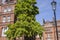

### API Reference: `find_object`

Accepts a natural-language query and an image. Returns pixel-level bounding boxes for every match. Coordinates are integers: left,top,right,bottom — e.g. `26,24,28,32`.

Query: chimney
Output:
43,19,45,25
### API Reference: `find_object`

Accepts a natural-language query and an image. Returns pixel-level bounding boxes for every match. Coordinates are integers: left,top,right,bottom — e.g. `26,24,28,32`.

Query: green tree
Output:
5,0,44,40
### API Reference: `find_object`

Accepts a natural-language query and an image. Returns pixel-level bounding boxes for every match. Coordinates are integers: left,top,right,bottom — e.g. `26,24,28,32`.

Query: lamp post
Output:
51,0,58,40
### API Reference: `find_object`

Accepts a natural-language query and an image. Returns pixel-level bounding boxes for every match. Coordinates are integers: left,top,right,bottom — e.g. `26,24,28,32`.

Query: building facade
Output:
0,0,16,40
43,20,60,40
0,0,41,40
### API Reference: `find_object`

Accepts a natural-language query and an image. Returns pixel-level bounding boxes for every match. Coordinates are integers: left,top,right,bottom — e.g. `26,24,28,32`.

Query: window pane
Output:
7,16,10,22
2,16,6,22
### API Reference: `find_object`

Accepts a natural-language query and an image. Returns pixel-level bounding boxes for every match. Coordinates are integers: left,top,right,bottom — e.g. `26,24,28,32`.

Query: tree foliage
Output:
5,0,44,40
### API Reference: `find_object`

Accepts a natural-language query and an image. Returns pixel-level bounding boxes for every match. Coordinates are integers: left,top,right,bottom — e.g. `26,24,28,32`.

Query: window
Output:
7,8,12,12
2,0,8,4
36,35,40,38
7,16,10,22
47,34,51,38
2,16,6,22
47,39,51,40
3,7,12,12
46,34,52,40
4,9,7,12
2,0,14,4
58,31,60,37
45,28,52,32
2,27,8,36
2,0,6,4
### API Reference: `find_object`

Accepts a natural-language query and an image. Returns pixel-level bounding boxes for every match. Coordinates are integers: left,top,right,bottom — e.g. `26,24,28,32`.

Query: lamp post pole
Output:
54,8,58,40
51,0,58,40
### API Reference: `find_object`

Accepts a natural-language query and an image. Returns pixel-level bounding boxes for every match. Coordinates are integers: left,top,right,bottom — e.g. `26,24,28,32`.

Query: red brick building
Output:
0,0,41,40
0,0,16,40
43,20,60,40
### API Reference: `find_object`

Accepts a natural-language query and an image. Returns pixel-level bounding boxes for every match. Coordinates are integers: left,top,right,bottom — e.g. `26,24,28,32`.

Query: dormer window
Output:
2,0,6,4
2,0,9,4
2,0,14,4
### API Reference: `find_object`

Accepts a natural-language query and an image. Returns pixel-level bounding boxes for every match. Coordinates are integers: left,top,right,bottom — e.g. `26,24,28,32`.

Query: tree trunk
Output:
14,38,16,40
24,35,35,40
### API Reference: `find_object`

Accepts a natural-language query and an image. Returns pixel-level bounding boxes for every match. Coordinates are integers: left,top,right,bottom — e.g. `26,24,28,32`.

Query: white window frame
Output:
47,34,51,40
2,27,8,37
2,16,6,22
4,9,7,13
3,7,12,13
7,16,10,22
47,34,51,38
7,7,12,12
2,0,6,4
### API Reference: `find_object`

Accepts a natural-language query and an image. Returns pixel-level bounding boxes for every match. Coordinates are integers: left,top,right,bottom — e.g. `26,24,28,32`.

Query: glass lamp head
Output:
51,1,56,11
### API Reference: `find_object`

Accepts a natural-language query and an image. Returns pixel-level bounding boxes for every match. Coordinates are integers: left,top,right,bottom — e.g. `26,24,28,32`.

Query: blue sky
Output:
36,0,60,25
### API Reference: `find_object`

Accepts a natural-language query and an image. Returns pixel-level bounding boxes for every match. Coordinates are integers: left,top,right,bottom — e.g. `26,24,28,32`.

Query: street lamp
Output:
51,0,58,40
51,0,56,11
